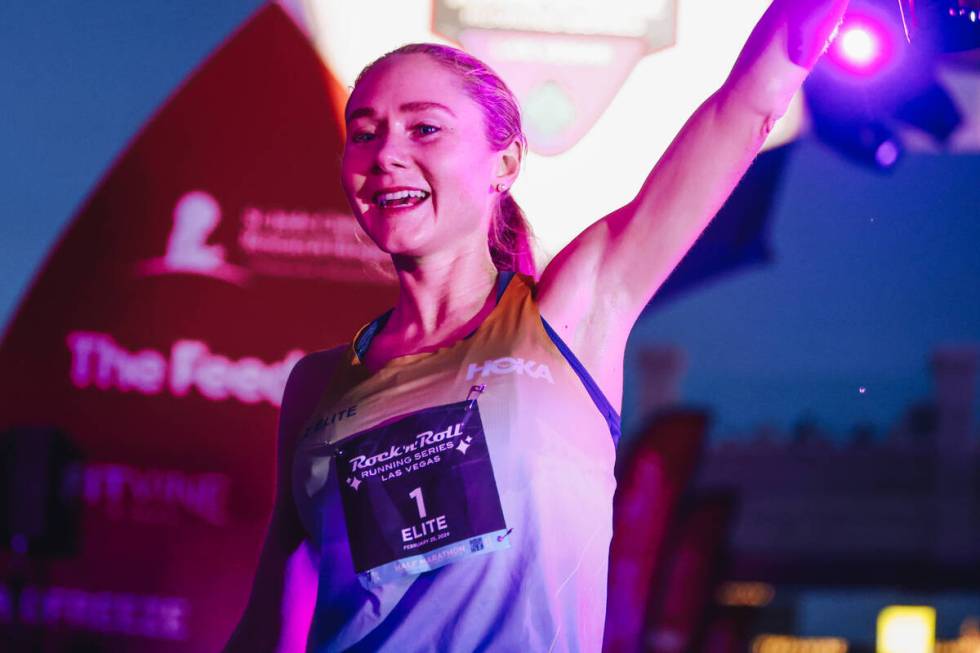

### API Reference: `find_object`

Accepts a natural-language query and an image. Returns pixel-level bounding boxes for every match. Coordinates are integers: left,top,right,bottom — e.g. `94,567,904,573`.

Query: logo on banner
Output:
137,191,394,284
433,0,678,155
138,191,250,285
237,205,394,282
66,331,303,407
1,583,189,640
79,463,231,526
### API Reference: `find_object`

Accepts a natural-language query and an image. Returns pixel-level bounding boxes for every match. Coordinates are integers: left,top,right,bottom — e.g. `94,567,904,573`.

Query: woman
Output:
226,1,849,650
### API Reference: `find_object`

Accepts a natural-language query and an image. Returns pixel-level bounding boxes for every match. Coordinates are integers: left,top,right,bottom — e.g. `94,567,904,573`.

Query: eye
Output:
413,123,440,137
351,131,376,144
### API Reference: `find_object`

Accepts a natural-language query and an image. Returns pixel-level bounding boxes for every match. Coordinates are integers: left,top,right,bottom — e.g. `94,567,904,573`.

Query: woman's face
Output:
342,54,511,262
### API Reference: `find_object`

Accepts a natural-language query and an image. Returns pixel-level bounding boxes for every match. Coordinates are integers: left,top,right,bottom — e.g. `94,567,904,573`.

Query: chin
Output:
359,213,435,253
368,229,430,260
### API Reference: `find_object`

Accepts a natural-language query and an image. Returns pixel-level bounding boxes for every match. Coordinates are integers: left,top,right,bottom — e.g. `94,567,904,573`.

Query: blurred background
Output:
1,0,978,651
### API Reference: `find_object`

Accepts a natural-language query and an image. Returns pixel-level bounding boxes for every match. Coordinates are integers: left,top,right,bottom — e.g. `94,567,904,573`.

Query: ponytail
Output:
490,191,536,278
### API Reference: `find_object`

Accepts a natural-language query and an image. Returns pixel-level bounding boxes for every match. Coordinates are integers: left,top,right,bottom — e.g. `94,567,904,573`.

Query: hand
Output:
785,0,850,69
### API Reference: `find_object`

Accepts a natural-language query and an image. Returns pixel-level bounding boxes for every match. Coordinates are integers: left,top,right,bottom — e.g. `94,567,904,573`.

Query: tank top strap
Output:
506,273,621,446
353,272,517,362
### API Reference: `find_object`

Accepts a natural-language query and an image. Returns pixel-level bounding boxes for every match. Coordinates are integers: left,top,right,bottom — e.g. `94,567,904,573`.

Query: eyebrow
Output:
346,101,456,124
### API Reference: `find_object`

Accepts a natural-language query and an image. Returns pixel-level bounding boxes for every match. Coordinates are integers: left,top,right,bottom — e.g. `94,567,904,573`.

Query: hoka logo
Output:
465,357,554,384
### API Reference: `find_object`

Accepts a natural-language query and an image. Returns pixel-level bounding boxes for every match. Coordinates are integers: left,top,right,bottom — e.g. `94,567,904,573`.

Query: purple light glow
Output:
875,140,900,168
828,15,897,77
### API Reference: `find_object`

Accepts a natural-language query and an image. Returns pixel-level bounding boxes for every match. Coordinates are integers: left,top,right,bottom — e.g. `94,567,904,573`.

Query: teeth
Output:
375,189,429,207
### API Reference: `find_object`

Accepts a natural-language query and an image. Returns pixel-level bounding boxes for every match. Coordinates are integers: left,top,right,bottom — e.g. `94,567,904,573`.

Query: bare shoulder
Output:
286,346,346,393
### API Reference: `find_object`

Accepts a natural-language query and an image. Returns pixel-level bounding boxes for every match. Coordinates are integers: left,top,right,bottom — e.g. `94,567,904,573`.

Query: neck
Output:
387,244,499,343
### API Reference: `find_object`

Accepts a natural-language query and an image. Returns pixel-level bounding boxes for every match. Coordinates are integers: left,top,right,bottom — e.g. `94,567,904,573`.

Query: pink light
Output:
828,14,898,77
840,28,879,66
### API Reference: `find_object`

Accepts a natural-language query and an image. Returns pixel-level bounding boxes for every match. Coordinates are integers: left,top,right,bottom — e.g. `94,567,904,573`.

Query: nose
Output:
372,133,409,174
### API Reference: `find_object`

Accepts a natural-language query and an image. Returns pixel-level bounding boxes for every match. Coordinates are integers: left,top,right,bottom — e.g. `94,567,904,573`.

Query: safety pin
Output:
466,384,485,410
311,441,339,457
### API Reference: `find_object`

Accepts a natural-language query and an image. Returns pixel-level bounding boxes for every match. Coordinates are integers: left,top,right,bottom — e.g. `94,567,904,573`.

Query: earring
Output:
495,183,508,192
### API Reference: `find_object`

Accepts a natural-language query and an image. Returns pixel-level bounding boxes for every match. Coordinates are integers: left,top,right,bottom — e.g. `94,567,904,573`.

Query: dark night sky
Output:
2,1,978,441
624,139,980,438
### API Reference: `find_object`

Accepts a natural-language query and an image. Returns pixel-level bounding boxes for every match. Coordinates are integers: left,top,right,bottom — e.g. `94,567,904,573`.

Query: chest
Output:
310,337,568,449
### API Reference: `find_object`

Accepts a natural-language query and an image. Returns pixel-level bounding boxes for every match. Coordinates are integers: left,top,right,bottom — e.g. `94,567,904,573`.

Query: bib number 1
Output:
409,487,427,518
333,399,510,587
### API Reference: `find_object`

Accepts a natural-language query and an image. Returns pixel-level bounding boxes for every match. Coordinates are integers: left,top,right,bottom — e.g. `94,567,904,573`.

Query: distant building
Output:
636,345,980,584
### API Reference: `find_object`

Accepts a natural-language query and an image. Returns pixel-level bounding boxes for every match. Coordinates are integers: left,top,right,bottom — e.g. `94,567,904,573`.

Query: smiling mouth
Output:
373,189,431,209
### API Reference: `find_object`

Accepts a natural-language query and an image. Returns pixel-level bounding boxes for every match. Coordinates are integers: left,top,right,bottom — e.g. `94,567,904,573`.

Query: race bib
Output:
333,393,510,587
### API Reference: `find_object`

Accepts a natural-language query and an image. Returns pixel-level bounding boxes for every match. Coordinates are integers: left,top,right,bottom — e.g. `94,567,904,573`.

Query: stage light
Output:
830,21,894,76
752,634,849,653
877,606,936,653
829,18,897,76
875,137,901,166
801,2,968,168
899,0,980,51
841,27,879,64
716,581,775,607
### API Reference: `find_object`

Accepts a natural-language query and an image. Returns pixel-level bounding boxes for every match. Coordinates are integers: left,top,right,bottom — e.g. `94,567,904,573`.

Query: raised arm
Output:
223,349,341,653
536,0,850,400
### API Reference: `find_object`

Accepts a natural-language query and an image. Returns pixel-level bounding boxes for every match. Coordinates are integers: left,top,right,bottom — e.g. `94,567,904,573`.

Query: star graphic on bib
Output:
347,477,361,491
456,436,473,455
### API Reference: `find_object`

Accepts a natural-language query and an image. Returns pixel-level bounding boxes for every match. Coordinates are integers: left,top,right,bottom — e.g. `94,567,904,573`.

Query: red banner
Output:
0,5,396,651
643,493,736,653
604,410,708,653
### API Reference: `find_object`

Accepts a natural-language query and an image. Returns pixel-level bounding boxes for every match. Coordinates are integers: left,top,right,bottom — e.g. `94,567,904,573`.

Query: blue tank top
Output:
293,273,619,651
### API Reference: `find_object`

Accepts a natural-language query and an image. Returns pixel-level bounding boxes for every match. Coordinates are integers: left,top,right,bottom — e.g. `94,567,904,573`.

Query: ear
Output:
493,139,522,188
